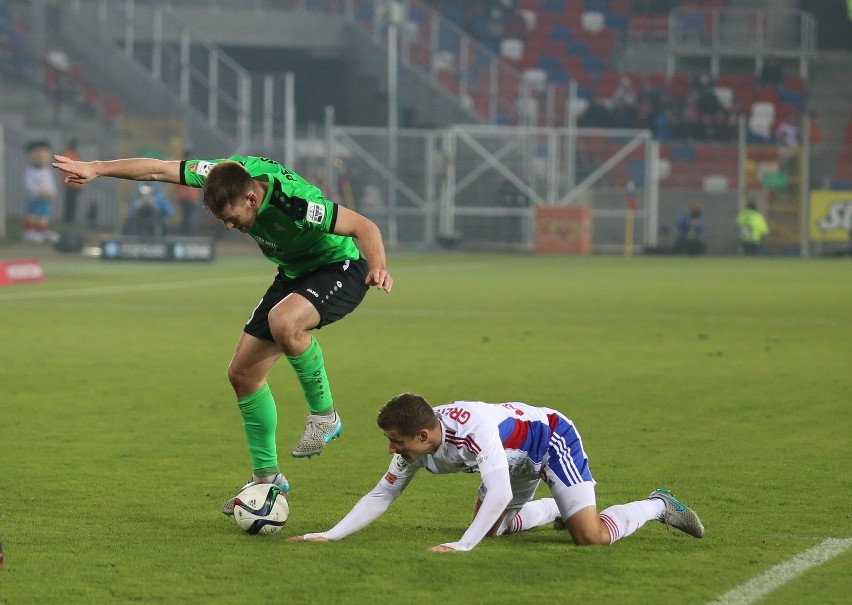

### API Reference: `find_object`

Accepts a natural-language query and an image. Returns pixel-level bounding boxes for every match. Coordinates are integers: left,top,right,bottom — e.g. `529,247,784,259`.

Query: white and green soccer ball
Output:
232,483,289,535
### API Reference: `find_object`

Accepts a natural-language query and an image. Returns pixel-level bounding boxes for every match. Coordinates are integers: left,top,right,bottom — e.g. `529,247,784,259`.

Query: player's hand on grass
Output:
287,534,330,542
366,269,393,293
428,544,460,553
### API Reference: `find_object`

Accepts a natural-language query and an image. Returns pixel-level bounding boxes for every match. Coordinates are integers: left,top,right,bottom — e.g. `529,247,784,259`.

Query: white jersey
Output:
380,401,557,493
311,400,593,551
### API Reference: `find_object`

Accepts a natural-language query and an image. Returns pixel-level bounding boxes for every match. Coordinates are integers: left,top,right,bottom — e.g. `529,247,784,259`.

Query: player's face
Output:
383,428,430,462
215,194,257,232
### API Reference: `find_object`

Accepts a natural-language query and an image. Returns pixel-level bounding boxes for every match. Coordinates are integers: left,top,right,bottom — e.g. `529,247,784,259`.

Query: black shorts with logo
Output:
244,257,369,342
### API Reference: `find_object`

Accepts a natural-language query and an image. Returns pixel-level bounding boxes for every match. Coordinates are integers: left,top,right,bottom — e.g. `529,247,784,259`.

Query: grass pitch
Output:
0,246,850,604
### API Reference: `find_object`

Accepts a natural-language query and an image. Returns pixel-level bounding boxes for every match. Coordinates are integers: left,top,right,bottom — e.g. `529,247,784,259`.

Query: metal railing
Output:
69,0,252,148
667,7,816,76
161,0,566,127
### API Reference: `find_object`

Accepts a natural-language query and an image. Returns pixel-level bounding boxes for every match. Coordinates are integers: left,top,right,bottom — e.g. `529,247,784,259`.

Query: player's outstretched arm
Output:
430,468,512,553
52,155,183,186
332,206,393,292
288,480,400,543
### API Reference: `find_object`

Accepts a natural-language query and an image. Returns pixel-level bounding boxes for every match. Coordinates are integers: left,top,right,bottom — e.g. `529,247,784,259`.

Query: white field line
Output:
0,275,269,301
709,538,852,605
0,262,491,303
0,272,843,327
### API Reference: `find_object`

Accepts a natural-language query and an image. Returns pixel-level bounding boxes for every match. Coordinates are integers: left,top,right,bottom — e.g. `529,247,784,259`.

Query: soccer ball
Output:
232,483,290,535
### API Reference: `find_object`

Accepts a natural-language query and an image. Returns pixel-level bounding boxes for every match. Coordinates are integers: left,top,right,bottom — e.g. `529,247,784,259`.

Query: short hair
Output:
377,393,439,437
202,161,254,214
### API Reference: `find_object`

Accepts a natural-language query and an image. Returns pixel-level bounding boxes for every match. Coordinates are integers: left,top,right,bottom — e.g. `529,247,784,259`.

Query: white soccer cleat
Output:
649,488,705,538
222,472,289,517
291,411,342,458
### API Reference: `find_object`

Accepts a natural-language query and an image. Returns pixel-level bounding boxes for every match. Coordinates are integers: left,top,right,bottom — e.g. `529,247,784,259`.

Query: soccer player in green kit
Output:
52,153,393,514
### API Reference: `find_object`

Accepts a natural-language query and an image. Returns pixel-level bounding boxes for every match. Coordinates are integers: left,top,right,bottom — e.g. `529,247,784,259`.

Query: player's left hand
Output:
365,269,393,292
427,544,459,553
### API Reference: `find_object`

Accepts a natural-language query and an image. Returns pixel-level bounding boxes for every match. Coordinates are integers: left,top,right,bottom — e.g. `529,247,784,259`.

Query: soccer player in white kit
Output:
290,393,704,551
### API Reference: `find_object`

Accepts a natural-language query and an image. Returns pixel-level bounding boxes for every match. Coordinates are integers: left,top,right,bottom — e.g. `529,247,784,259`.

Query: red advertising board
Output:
534,205,592,255
0,258,47,285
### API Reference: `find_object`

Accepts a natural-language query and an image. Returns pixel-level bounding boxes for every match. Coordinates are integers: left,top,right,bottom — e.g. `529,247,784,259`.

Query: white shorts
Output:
546,472,597,520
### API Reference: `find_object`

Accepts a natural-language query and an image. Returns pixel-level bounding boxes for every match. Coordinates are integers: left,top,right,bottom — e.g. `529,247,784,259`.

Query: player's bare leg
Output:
222,333,288,515
561,506,612,545
268,293,342,458
553,483,704,544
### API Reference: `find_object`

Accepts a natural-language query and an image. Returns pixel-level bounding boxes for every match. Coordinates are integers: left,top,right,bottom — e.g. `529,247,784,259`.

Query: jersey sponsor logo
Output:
392,454,408,471
384,472,398,485
475,453,489,466
306,201,325,224
188,161,215,176
250,234,284,256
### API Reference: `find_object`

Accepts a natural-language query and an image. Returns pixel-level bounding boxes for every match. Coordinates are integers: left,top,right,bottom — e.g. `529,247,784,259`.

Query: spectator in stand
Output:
23,140,59,244
579,94,613,128
693,71,715,90
672,202,706,255
696,85,728,140
59,138,82,225
758,56,785,90
677,90,703,140
775,113,800,147
611,77,639,129
653,109,675,141
612,76,638,108
174,149,202,235
775,113,800,174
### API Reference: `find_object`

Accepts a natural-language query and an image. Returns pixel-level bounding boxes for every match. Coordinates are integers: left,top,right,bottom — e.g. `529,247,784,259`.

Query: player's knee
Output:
227,361,256,393
267,311,301,344
567,523,610,546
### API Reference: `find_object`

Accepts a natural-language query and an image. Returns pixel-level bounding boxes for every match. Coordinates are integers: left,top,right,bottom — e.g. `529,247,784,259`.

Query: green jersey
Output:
180,155,360,278
735,209,769,243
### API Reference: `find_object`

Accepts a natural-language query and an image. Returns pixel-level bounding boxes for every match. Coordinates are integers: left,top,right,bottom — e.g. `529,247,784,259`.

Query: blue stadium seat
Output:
778,89,804,110
671,143,696,162
568,41,589,58
586,0,610,14
550,26,572,42
606,13,629,33
583,57,607,74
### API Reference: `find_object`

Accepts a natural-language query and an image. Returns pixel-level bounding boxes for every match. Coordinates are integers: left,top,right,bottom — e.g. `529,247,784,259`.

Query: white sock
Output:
252,472,284,484
598,498,665,544
496,498,560,535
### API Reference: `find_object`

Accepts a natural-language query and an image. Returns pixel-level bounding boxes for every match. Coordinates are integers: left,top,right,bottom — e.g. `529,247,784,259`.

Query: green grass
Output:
1,247,850,604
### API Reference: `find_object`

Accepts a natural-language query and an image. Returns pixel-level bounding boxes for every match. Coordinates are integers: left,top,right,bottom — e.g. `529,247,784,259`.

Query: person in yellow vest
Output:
735,201,769,256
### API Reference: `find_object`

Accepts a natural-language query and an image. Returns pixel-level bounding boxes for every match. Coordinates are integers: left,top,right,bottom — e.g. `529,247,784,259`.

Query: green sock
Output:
237,383,279,476
287,335,333,415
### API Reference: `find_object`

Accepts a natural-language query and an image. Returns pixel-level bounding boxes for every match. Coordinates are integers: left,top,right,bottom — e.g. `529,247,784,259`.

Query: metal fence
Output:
330,124,659,253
